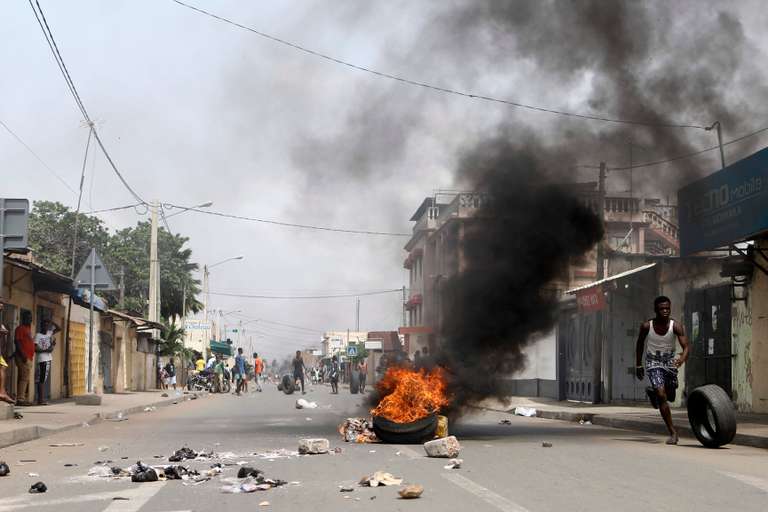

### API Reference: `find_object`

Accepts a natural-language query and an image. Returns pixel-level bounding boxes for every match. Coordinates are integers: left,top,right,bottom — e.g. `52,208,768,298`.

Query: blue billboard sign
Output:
678,146,768,256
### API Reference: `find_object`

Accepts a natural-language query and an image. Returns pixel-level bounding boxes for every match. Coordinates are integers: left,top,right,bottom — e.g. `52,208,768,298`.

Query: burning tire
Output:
372,413,438,444
281,374,295,395
687,384,737,448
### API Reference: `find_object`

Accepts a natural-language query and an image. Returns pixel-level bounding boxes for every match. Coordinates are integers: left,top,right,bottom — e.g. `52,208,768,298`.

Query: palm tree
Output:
159,319,192,360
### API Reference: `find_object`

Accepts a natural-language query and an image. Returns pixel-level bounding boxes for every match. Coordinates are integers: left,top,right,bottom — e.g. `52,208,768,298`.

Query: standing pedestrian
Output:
635,296,690,445
292,350,307,395
164,358,177,391
329,355,340,394
234,348,246,396
34,319,59,405
253,352,263,392
14,311,34,406
0,302,15,404
358,358,368,393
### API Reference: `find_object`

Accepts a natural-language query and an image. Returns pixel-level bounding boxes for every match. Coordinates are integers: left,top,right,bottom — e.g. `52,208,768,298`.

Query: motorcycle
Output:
187,372,215,392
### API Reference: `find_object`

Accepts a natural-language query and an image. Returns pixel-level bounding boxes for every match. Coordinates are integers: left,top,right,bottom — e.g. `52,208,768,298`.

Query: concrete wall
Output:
732,299,753,411
749,237,768,413
513,330,556,381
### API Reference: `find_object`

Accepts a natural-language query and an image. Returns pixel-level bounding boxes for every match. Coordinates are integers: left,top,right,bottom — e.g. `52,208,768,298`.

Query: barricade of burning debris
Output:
339,366,451,445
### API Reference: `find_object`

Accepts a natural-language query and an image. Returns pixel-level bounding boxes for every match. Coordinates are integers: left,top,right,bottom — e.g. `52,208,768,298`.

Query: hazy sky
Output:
4,1,768,361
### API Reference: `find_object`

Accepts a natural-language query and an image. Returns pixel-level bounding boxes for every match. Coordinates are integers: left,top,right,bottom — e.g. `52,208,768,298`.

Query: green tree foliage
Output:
27,201,202,319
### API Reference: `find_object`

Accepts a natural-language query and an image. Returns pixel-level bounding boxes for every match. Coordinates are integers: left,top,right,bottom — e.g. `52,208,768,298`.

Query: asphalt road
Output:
1,383,767,512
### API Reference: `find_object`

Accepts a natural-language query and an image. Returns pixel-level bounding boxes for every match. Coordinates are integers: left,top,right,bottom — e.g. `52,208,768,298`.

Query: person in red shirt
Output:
14,311,34,406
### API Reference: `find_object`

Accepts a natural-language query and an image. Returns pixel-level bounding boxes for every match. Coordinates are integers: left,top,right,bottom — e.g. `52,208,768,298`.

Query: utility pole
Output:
402,286,407,326
356,297,360,332
118,266,125,310
594,162,607,404
148,200,161,338
596,162,607,281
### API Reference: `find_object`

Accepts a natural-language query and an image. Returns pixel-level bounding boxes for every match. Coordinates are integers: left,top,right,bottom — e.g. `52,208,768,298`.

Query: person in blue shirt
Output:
234,348,246,396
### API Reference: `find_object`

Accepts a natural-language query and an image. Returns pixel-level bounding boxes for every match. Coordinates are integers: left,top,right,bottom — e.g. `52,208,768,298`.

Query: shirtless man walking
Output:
635,296,689,445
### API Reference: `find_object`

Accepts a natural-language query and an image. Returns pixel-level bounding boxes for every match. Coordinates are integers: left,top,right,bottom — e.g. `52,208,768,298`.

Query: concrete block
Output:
0,403,13,420
298,438,330,454
424,435,461,458
74,394,102,406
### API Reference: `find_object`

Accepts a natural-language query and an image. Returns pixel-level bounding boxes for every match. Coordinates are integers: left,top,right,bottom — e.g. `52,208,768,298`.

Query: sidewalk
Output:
482,396,768,450
0,390,200,449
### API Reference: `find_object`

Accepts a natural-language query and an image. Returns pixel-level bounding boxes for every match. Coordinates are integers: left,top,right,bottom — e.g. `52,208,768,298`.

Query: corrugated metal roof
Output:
565,263,657,294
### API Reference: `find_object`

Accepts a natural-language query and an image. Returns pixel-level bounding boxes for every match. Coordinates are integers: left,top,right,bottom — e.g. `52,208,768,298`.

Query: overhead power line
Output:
162,202,410,237
82,203,147,215
171,0,707,130
28,0,146,205
208,288,403,300
0,118,77,194
228,314,323,333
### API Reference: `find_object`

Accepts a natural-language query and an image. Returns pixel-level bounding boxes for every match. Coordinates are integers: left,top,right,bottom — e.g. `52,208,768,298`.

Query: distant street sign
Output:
679,147,768,256
75,249,115,289
0,198,29,250
346,345,358,357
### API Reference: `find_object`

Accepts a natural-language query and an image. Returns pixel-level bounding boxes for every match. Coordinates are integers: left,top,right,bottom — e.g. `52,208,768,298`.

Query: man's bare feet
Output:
666,432,679,445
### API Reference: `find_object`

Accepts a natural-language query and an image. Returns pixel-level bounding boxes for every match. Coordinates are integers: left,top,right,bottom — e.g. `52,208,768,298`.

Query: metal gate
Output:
69,321,86,396
558,306,598,402
685,285,732,398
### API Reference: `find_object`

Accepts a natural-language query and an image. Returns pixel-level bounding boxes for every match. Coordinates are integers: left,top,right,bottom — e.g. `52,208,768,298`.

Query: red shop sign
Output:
575,284,606,312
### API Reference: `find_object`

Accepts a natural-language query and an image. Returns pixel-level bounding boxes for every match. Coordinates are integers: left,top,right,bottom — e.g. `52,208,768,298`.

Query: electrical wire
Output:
28,0,147,205
81,203,144,215
171,0,707,130
162,202,410,236
207,288,402,300
228,314,323,334
0,118,77,194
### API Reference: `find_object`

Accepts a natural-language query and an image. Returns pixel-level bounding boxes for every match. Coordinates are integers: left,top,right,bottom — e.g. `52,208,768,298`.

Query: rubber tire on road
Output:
687,384,737,448
281,375,295,395
372,414,438,444
350,372,360,395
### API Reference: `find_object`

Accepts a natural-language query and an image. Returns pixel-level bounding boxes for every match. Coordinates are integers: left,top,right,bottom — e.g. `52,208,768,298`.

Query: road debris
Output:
221,474,287,493
238,467,264,478
542,442,553,448
144,406,156,412
338,417,378,443
295,398,318,409
579,419,593,425
14,411,23,419
299,438,330,454
0,462,9,476
443,458,462,469
163,465,192,480
259,501,270,507
169,447,198,462
498,419,512,425
88,465,114,478
64,463,78,467
50,442,84,447
399,484,424,499
359,471,403,487
27,472,39,477
29,481,47,493
98,446,110,452
161,393,169,397
424,436,461,458
513,407,537,417
340,486,354,492
131,461,159,483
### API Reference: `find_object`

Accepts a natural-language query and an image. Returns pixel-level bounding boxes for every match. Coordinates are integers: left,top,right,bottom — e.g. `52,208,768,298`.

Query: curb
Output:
0,393,202,449
485,406,768,450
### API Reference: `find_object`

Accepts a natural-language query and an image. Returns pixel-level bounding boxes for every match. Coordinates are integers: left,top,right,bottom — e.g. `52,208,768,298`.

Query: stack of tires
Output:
687,384,737,448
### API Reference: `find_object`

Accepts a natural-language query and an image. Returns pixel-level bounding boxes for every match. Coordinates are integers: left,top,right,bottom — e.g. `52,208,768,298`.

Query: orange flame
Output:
371,367,449,423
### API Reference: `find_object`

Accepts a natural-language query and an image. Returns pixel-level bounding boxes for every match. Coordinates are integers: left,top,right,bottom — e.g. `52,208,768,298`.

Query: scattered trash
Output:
295,398,318,409
338,417,378,443
238,467,264,478
513,407,537,417
131,461,159,483
579,419,593,425
0,462,9,476
82,422,90,428
88,465,114,478
399,484,424,499
161,393,169,397
50,443,85,447
333,447,343,454
98,446,110,452
298,438,330,455
542,442,553,448
443,458,462,470
28,472,39,477
368,450,376,454
498,419,512,425
305,417,312,421
359,471,403,487
29,481,48,493
19,459,37,463
424,436,461,458
259,502,270,507
143,406,156,412
221,475,287,494
169,447,197,462
64,463,78,467
435,415,449,438
254,449,299,461
340,486,354,493
14,411,23,419
112,497,130,501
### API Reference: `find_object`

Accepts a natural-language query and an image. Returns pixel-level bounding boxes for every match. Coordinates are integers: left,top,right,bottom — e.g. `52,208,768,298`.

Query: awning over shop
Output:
210,340,233,356
4,255,74,294
565,263,657,294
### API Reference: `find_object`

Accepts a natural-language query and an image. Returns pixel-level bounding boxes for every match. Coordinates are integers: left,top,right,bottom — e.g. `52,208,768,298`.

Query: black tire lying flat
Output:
372,414,438,444
687,384,737,448
281,375,295,395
